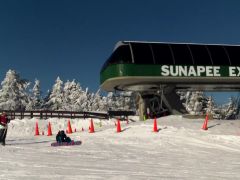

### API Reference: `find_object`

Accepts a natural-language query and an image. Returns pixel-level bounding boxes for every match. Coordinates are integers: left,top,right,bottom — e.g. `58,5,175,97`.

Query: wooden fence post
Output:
21,111,23,119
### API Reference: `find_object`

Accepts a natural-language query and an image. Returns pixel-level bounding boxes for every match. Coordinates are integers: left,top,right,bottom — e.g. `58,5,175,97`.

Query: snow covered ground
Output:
1,115,240,180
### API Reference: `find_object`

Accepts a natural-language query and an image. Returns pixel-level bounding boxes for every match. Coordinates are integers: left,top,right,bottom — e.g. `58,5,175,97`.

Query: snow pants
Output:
0,127,7,143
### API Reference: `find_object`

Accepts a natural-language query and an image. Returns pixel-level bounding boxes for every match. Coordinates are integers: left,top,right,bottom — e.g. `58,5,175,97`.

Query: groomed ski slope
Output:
0,115,240,180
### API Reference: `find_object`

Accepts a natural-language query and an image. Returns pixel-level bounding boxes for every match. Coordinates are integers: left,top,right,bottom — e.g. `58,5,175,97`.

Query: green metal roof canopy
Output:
100,41,240,92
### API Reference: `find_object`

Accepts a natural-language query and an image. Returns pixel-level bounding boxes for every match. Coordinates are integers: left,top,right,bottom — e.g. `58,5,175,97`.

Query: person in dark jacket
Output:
0,112,10,146
56,130,71,143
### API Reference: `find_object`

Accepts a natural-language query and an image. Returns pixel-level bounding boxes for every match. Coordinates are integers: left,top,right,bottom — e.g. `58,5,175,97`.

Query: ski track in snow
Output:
0,116,239,180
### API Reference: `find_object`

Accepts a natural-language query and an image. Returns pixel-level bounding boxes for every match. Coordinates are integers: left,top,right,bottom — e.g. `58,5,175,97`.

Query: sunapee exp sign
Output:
161,65,240,77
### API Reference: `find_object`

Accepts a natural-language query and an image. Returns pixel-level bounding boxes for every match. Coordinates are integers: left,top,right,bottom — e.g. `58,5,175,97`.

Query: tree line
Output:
0,70,136,112
178,91,240,119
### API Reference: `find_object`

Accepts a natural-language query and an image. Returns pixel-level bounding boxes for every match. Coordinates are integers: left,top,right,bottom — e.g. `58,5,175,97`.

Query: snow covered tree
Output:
88,89,101,111
105,91,136,111
205,96,215,115
93,89,108,112
75,87,89,111
115,92,125,110
105,92,115,111
100,96,108,111
62,80,89,111
26,79,43,110
0,70,30,110
180,91,206,115
44,77,64,110
224,97,238,119
121,91,136,111
0,70,137,112
70,81,86,111
62,80,73,111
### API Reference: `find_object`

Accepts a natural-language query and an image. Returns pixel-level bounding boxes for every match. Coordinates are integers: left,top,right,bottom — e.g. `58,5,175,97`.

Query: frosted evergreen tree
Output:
76,87,89,111
224,97,237,119
62,80,88,111
180,91,191,109
121,91,136,111
92,89,108,111
0,70,30,110
45,77,63,110
88,89,101,111
42,90,51,110
181,91,206,115
84,89,108,112
107,91,125,110
100,96,108,111
106,92,115,110
62,80,72,111
26,79,43,110
116,92,125,110
106,91,135,111
205,96,215,115
106,92,120,110
70,81,85,111
177,90,189,101
85,92,94,111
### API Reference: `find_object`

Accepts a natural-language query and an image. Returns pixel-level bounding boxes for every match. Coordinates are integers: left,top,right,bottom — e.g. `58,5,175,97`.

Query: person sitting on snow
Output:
56,130,71,143
0,112,10,146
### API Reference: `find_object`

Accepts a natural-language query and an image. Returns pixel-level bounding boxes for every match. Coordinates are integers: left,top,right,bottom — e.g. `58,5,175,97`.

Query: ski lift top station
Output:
100,41,240,118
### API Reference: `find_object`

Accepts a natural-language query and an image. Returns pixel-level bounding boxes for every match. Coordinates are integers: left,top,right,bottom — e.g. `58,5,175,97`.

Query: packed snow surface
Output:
1,115,240,180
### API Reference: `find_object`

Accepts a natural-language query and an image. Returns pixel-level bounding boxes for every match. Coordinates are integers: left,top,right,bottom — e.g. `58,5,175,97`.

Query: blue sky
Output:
1,0,240,104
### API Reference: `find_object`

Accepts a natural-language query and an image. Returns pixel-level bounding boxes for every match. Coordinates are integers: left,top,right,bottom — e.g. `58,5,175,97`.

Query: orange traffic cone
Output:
202,114,209,130
67,120,73,134
47,122,52,136
116,119,122,133
89,119,95,133
153,117,158,132
35,121,40,136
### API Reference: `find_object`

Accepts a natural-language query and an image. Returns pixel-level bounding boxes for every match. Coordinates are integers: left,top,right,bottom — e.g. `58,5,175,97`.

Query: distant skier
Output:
0,112,10,146
56,130,71,143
